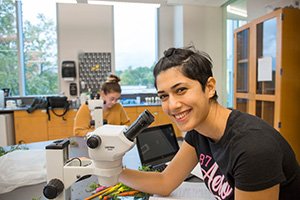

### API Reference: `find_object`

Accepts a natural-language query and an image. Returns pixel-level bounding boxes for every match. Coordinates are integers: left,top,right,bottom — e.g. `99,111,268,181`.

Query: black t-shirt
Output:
185,109,300,200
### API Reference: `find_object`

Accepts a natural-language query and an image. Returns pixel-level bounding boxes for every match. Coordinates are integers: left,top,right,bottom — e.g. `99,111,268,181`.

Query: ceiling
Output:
85,0,230,7
166,0,229,7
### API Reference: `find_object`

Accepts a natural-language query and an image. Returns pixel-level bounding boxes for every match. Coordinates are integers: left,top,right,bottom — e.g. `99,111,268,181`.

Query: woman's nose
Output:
112,99,117,104
167,95,181,111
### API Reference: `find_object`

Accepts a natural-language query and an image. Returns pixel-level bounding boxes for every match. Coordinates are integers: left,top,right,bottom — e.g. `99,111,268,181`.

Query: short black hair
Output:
153,46,218,101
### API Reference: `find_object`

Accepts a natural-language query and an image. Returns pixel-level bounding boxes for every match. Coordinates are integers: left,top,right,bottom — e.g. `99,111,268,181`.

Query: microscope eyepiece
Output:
124,109,154,141
87,135,102,149
43,178,64,199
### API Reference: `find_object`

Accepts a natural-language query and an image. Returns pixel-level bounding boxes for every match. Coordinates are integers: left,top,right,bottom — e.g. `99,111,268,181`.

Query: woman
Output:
74,74,130,136
119,47,300,199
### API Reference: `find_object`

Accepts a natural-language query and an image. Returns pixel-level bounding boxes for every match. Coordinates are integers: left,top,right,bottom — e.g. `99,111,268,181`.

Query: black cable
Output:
65,157,82,166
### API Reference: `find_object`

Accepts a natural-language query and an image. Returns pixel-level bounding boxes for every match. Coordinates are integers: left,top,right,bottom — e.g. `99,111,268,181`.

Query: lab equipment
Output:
43,109,154,200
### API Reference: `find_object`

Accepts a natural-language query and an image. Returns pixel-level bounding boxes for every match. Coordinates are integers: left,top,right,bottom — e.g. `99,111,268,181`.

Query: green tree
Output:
23,13,58,95
116,65,155,88
0,0,19,95
0,0,58,96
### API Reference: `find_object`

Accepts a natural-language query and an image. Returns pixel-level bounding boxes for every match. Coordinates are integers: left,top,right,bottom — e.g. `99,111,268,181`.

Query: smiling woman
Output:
119,46,300,200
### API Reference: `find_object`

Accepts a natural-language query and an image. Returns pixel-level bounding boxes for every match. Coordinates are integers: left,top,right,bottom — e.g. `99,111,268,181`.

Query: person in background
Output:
74,74,130,137
119,46,300,199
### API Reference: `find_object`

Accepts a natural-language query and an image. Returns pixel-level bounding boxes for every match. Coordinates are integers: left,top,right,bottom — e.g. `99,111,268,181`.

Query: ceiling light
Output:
227,5,247,17
88,0,116,5
56,0,77,3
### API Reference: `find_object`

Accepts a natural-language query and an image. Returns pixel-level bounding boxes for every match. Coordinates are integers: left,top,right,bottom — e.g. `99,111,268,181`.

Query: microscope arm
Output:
43,109,154,200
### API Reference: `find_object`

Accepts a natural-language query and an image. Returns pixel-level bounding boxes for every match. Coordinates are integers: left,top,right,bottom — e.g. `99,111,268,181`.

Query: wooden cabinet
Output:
124,106,138,125
125,105,183,137
15,105,183,144
47,109,77,140
14,109,48,144
14,109,77,144
233,8,300,161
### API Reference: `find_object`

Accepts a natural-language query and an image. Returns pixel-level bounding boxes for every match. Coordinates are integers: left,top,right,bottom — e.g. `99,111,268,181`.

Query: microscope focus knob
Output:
43,178,64,199
87,135,101,149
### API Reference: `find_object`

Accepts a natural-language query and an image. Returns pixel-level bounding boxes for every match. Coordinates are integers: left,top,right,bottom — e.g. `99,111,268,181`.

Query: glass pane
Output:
226,19,247,108
236,98,248,113
0,0,19,96
114,3,157,94
236,29,249,93
256,100,274,126
22,0,58,95
256,18,277,95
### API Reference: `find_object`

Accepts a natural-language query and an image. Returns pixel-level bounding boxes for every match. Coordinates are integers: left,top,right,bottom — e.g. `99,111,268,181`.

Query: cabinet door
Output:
236,98,249,113
48,109,77,140
124,106,138,125
14,110,48,143
256,18,277,95
236,28,250,93
255,100,274,127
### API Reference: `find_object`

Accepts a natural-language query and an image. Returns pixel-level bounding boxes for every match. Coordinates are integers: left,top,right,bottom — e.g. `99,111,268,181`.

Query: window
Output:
225,0,247,108
22,0,58,95
0,0,19,95
0,0,58,96
226,19,246,108
114,2,158,94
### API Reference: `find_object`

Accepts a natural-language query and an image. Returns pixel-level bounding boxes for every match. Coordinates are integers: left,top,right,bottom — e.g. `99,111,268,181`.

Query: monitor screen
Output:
136,124,179,165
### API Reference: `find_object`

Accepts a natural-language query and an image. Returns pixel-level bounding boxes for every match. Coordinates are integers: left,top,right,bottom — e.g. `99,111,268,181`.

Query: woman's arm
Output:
73,104,94,136
119,141,198,196
235,184,279,200
119,104,130,125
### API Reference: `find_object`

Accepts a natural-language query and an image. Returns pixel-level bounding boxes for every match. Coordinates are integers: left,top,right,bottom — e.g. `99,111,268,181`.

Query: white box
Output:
0,114,15,146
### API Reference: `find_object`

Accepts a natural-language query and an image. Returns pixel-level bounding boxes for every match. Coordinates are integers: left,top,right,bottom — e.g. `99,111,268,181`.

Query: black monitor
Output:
136,124,180,166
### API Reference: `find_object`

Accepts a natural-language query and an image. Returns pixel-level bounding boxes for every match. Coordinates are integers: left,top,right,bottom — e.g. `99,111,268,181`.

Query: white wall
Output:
157,4,176,57
57,3,114,99
181,6,225,105
247,0,298,21
57,3,225,105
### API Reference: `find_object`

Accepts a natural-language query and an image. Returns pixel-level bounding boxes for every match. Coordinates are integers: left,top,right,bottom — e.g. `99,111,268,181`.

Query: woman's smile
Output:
173,109,191,122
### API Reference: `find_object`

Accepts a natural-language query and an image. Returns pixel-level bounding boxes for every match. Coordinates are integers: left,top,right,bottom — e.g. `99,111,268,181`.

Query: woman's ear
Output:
100,91,105,97
205,77,216,98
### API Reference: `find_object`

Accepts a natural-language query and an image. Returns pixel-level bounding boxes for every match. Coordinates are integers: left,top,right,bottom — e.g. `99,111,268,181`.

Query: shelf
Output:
237,59,249,64
233,8,300,161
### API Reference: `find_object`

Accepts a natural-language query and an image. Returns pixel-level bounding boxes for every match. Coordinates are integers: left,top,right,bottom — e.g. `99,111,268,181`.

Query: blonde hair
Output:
101,74,121,94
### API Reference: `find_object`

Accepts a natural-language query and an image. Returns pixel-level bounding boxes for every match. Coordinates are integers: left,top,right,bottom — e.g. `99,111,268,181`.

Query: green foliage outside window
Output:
0,0,58,96
0,0,19,95
1,0,155,96
23,13,58,95
116,65,155,88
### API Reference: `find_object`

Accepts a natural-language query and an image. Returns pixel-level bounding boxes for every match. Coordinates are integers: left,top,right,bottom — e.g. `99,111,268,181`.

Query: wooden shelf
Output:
233,8,300,161
237,59,249,64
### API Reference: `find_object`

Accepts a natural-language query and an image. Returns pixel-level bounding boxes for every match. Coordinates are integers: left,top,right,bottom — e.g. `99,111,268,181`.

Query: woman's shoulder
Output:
228,109,269,130
110,102,124,111
114,102,123,108
78,103,89,111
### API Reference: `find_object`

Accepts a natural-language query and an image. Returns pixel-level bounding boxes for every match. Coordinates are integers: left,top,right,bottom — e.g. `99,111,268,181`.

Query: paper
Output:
258,57,272,82
149,182,215,200
191,164,203,179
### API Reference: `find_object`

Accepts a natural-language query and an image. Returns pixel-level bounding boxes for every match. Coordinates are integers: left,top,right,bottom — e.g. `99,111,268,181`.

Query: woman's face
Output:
156,67,215,132
101,91,121,109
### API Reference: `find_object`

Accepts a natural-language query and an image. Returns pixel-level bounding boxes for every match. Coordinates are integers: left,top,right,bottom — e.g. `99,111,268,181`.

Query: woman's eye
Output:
158,94,168,101
176,87,187,94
